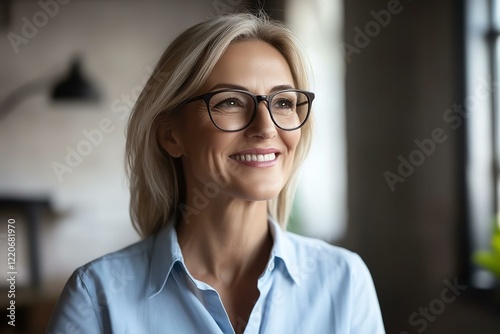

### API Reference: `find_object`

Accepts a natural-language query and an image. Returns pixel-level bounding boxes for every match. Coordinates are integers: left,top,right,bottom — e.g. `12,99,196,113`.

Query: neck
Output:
176,199,272,285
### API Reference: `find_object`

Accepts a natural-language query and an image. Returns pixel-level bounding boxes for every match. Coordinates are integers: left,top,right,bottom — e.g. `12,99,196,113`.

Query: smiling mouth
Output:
230,153,277,162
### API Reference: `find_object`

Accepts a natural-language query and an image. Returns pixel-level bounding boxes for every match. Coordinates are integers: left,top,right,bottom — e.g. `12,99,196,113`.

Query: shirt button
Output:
268,261,275,271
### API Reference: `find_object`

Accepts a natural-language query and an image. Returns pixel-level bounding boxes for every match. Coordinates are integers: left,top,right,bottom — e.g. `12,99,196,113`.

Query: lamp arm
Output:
0,76,53,121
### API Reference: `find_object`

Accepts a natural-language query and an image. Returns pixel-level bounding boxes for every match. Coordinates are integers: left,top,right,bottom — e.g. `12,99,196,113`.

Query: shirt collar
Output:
267,215,301,285
147,215,300,298
148,215,183,298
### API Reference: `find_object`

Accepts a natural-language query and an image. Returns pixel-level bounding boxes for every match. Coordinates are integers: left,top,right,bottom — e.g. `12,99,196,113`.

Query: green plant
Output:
473,219,500,278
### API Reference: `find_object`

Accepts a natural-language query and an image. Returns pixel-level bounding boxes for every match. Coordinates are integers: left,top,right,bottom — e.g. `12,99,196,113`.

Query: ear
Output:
157,126,184,158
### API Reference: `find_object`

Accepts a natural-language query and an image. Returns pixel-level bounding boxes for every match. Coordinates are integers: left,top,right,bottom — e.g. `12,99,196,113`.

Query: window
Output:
464,0,500,289
285,0,347,241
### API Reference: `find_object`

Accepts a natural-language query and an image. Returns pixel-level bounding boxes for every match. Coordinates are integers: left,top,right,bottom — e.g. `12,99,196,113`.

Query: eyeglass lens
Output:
208,91,309,131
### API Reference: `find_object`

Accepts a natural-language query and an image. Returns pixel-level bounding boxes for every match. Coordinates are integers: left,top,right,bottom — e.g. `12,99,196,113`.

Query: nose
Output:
245,101,277,139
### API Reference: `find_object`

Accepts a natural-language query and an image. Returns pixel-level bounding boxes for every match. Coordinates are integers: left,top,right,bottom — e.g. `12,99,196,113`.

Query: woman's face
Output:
163,40,301,202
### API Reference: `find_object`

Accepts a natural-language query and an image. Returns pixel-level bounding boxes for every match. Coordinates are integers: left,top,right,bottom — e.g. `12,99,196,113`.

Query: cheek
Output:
181,128,237,177
284,130,301,156
180,109,220,156
181,106,213,132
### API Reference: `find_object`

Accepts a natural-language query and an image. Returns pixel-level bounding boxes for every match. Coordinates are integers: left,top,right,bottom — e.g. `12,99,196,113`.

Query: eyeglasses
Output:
175,89,315,132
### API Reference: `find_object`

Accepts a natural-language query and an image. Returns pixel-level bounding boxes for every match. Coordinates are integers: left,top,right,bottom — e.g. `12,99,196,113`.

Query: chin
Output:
224,175,288,201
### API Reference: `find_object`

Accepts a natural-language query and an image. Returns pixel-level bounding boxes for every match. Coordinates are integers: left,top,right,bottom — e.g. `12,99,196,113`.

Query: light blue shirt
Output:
46,218,385,333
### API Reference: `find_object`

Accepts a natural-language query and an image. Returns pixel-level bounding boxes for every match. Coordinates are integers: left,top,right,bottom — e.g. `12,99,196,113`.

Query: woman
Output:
47,13,385,333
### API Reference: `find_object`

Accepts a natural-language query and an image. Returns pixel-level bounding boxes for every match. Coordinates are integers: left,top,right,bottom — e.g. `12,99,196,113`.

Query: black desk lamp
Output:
51,57,100,102
0,56,100,120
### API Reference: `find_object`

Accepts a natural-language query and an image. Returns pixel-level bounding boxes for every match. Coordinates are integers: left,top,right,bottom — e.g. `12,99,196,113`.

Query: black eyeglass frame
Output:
174,88,315,132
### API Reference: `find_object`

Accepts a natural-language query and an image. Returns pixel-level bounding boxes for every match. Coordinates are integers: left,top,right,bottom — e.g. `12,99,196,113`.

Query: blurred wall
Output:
343,0,500,333
0,0,218,295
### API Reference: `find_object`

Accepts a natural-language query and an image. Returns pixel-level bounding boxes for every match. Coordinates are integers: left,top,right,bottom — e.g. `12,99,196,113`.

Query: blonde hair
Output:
126,12,313,238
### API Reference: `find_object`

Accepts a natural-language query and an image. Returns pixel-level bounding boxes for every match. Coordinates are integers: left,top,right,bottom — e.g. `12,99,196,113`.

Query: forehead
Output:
201,39,295,92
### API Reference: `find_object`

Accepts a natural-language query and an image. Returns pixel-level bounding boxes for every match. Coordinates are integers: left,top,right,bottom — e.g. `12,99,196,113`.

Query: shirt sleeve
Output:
46,269,103,334
349,253,386,334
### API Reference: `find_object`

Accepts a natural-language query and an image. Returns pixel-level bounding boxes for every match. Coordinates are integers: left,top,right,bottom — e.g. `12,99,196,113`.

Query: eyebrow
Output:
208,83,296,94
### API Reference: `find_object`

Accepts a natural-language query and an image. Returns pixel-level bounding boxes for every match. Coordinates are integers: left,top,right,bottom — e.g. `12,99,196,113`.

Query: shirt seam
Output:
77,269,104,333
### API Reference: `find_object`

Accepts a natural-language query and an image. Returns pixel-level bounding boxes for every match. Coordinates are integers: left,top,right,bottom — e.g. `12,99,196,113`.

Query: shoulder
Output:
74,235,154,284
47,236,158,333
284,231,360,264
278,232,385,332
283,231,371,282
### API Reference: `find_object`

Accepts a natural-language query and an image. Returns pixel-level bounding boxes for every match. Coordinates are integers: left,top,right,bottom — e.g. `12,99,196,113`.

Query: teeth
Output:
233,153,276,162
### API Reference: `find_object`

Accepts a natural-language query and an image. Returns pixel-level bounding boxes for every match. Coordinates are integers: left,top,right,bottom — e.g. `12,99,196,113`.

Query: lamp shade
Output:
51,58,100,102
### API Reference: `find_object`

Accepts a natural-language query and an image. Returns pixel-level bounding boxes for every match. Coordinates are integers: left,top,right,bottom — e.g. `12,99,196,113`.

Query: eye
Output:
213,97,246,111
273,98,295,110
221,98,239,107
